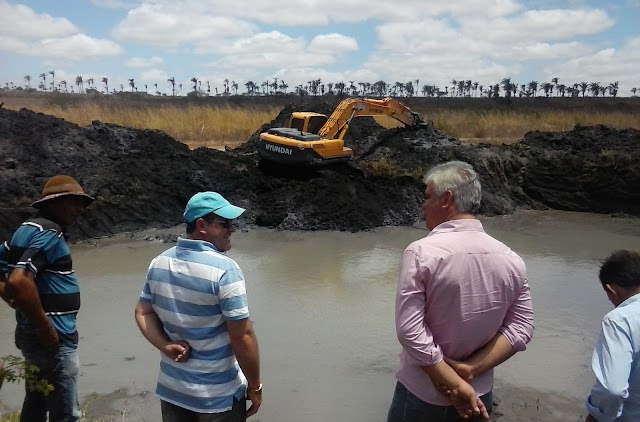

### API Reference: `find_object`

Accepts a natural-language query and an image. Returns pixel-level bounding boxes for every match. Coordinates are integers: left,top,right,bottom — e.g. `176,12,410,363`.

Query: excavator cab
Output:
290,112,327,134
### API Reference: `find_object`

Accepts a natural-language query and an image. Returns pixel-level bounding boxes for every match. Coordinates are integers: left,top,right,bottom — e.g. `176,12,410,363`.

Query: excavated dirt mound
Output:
1,105,639,242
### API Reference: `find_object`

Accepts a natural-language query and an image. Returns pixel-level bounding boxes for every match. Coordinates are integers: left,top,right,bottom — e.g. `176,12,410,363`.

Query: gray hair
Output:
423,161,481,213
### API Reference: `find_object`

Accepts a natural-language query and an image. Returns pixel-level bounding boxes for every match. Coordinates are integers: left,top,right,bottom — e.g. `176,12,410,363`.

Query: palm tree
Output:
631,87,638,97
178,83,182,95
102,77,109,94
48,70,55,91
501,78,512,98
60,80,67,92
167,77,175,96
334,81,345,96
527,81,538,97
75,75,84,94
232,81,239,95
223,79,229,94
349,81,357,96
245,81,256,95
190,77,198,93
551,77,559,96
539,82,553,97
128,79,135,92
326,82,333,95
24,75,31,89
579,82,588,97
39,73,47,91
278,80,288,94
558,84,566,97
588,82,601,97
372,80,387,97
608,81,619,98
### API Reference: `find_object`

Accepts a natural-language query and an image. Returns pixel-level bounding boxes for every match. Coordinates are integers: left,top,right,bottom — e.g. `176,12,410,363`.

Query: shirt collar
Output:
619,292,640,308
427,218,484,237
176,237,221,253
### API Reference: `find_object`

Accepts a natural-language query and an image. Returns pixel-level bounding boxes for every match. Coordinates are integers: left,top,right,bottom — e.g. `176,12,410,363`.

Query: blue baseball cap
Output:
183,192,245,223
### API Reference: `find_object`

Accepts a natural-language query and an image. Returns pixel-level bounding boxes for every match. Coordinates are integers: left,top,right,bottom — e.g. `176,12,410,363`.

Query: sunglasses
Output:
210,218,234,229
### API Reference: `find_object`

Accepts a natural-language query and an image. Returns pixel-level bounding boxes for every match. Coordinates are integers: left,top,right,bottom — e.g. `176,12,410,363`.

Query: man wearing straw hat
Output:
0,175,93,422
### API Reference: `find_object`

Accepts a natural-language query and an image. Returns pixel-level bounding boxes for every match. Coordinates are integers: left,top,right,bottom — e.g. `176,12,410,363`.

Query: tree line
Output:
3,71,638,98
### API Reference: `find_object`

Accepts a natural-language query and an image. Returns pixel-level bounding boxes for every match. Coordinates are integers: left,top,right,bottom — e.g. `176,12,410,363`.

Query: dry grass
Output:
375,109,640,144
3,96,639,148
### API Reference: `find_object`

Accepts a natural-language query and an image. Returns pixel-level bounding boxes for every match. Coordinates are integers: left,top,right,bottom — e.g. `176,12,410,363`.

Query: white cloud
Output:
201,31,357,71
548,36,640,91
111,3,256,47
307,34,358,55
114,0,522,27
462,8,614,44
139,68,169,83
0,1,77,39
28,34,122,60
497,41,592,60
125,56,164,68
90,0,138,9
0,2,123,62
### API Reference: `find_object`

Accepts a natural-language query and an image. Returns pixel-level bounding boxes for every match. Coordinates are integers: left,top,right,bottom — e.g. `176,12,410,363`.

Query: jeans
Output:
15,327,80,422
161,397,247,422
387,381,493,422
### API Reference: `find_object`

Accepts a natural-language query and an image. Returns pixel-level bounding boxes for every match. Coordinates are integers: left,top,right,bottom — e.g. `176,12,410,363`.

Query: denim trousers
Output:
161,397,247,422
15,327,80,422
387,381,493,422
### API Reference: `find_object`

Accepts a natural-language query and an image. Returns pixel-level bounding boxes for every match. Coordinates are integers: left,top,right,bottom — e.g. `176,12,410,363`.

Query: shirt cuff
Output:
586,394,619,422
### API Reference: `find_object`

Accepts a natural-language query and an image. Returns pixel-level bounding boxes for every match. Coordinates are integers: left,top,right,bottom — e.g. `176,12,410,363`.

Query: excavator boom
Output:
318,97,423,140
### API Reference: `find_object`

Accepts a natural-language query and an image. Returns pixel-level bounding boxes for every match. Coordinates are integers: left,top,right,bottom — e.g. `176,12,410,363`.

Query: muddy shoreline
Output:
47,380,588,421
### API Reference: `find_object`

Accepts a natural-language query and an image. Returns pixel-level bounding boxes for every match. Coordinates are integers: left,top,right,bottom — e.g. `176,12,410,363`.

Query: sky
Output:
0,0,639,96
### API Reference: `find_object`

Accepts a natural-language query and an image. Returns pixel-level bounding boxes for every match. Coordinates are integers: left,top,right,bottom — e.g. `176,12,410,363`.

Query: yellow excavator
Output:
258,97,429,166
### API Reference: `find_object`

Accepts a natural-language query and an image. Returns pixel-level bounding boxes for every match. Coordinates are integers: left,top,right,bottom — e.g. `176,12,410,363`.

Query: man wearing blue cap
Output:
135,192,262,421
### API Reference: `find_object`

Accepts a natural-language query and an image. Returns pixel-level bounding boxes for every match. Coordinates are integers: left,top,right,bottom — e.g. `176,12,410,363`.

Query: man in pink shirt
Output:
388,161,534,421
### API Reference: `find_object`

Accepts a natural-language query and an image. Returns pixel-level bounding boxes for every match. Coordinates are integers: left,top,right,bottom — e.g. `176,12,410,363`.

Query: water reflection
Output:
0,211,639,421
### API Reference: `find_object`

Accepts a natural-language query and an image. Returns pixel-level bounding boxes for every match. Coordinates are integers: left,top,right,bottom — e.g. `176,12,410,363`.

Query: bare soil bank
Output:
0,102,639,241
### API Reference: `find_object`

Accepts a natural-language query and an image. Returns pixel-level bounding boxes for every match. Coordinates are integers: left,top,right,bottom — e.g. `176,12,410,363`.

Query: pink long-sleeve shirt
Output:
395,219,534,406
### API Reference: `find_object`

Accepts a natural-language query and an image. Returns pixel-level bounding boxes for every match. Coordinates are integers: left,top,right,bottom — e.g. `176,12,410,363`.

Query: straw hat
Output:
31,175,94,209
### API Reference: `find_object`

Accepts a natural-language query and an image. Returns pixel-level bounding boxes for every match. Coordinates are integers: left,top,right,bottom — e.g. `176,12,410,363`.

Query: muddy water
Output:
1,210,640,421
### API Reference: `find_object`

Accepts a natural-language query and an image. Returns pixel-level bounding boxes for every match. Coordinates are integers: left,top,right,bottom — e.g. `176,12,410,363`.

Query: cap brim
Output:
214,204,245,220
31,192,95,209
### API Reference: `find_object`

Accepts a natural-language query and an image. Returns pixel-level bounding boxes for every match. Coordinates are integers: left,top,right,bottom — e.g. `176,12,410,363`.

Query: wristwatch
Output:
250,383,263,394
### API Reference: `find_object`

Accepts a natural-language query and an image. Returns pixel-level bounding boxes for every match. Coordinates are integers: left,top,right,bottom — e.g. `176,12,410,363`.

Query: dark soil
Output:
1,103,639,242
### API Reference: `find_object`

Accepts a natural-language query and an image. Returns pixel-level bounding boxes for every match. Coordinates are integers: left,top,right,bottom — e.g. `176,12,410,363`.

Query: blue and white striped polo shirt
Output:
139,237,249,413
0,218,81,345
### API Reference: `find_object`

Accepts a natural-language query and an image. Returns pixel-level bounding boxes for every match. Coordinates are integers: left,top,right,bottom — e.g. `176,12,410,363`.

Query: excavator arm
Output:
317,97,424,140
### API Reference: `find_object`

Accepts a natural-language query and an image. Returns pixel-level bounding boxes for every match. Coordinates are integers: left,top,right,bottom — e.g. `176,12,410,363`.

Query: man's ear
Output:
194,218,207,233
604,283,619,301
442,191,454,208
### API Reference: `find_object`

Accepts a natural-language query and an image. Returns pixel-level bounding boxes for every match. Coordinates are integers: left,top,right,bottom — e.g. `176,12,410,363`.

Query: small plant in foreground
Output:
0,355,53,395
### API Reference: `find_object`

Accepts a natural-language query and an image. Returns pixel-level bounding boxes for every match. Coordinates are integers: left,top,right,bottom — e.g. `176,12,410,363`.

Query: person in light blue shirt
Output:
586,250,640,422
135,191,262,422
